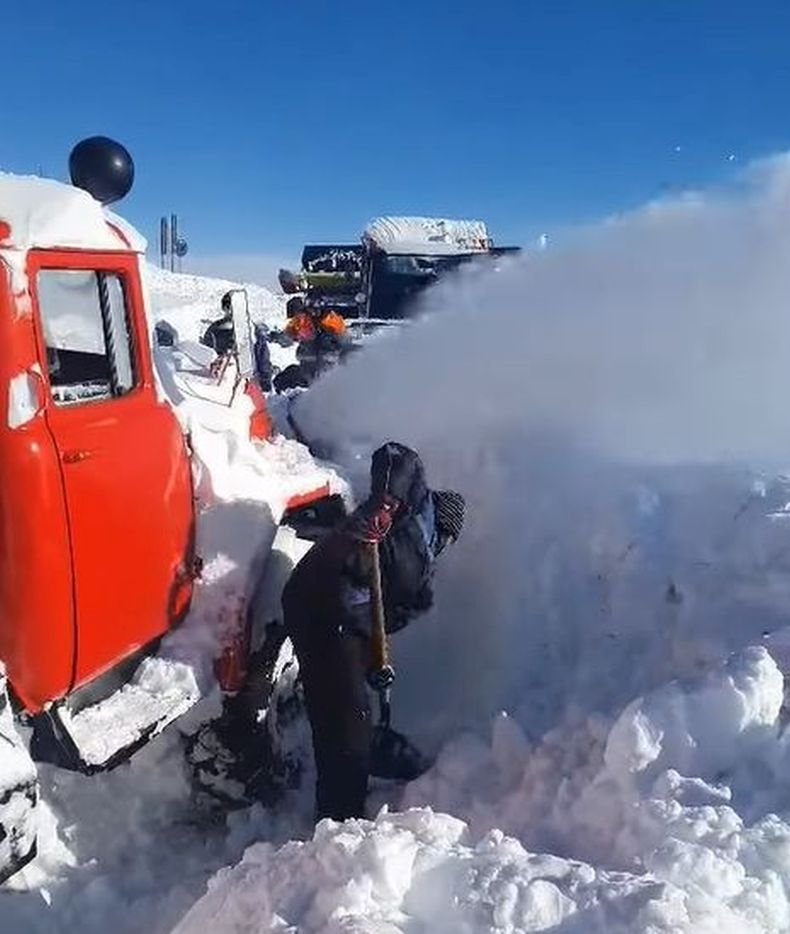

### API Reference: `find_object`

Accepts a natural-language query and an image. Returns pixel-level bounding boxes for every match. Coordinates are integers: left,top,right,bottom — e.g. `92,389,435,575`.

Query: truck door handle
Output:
62,449,93,464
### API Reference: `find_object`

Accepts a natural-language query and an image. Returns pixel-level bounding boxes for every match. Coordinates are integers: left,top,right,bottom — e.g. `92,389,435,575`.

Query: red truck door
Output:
29,251,195,692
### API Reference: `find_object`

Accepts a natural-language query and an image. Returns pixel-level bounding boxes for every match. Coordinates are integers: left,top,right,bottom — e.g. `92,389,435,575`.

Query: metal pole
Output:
170,214,178,273
160,217,169,269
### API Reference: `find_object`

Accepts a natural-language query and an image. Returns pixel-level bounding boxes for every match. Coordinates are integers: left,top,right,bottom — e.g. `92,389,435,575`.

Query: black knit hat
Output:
433,490,465,542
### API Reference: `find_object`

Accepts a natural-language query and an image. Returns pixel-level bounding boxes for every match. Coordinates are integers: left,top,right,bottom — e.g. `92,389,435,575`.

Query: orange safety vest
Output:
318,310,346,338
286,312,316,343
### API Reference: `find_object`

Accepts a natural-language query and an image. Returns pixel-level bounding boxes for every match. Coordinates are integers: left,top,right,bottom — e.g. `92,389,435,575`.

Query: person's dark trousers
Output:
289,623,372,821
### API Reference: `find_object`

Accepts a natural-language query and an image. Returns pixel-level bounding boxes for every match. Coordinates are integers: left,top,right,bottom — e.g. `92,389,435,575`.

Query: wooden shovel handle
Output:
367,540,390,673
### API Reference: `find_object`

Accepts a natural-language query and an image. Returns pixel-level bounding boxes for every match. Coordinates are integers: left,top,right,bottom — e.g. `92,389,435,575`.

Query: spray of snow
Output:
294,154,790,743
300,154,790,468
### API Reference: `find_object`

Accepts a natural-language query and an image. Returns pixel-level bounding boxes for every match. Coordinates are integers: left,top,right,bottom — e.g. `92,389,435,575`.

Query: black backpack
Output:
379,490,438,632
337,442,442,634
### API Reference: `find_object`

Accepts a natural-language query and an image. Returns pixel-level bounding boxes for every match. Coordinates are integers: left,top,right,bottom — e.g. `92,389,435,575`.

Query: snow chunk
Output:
605,646,783,784
174,808,702,934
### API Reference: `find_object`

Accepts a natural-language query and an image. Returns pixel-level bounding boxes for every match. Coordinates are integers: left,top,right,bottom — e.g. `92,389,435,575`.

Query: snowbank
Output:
0,667,37,881
143,263,296,374
173,810,650,934
175,645,790,933
143,264,285,340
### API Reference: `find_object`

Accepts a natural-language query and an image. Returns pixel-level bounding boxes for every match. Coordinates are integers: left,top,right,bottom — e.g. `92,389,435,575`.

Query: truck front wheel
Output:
0,668,38,884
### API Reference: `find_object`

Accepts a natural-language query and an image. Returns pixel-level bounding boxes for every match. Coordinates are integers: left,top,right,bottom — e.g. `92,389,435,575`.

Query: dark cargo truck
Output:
279,217,520,329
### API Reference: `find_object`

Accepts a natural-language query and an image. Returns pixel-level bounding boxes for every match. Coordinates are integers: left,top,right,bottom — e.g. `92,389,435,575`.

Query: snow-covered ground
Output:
8,155,790,933
175,645,790,933
143,264,296,373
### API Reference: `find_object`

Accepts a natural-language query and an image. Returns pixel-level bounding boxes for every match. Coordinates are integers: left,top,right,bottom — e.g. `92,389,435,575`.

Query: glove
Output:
351,494,400,544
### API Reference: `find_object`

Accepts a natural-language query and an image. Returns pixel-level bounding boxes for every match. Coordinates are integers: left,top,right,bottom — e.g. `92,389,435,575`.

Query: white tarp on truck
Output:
362,216,491,255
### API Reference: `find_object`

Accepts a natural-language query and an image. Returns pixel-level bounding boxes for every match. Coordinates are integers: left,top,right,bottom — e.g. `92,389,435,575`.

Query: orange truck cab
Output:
0,139,342,884
0,143,200,882
0,176,196,719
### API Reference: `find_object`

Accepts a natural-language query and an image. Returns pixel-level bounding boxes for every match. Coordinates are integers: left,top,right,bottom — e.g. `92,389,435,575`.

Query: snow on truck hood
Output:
0,172,146,253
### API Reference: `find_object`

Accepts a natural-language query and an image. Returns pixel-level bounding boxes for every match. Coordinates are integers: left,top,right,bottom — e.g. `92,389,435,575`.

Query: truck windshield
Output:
384,254,471,277
367,252,479,320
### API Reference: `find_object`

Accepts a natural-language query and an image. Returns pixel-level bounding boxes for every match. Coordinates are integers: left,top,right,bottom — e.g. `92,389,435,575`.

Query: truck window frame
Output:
30,257,143,409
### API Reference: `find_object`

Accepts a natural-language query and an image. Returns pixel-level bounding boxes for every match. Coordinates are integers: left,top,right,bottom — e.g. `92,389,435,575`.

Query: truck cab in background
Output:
279,217,521,346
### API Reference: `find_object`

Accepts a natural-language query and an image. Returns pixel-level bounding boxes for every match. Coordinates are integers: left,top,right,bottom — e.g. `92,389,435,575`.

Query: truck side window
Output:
36,270,136,406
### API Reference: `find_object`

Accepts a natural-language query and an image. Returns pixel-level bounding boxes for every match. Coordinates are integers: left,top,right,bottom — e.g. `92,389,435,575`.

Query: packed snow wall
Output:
294,155,790,750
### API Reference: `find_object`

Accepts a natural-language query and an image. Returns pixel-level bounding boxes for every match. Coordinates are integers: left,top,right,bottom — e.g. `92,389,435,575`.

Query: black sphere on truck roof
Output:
69,136,135,206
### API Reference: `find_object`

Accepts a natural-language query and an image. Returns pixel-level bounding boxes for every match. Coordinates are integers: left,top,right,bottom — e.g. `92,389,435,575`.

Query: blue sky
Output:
3,1,790,279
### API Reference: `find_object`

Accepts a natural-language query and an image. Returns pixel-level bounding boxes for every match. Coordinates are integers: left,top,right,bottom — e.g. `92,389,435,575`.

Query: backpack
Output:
378,490,438,633
342,442,440,634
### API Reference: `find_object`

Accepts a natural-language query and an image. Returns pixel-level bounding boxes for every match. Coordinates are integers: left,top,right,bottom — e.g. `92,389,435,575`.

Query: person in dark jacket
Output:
200,292,237,357
282,442,465,821
252,322,273,392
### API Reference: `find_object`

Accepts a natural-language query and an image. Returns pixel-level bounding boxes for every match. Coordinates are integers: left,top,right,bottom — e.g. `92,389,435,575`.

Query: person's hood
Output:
370,442,428,511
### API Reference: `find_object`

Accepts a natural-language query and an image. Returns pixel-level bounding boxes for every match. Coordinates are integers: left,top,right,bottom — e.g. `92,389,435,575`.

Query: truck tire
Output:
0,670,38,884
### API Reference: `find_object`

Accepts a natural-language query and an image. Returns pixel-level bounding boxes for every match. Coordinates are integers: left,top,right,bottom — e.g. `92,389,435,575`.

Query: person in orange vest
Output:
317,309,346,339
300,306,349,380
275,301,351,390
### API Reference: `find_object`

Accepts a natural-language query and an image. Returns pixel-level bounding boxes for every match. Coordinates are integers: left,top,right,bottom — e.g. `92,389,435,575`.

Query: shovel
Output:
365,541,432,782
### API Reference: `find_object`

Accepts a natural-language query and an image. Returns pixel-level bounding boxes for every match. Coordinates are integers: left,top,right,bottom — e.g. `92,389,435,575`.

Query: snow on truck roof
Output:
363,216,491,255
0,173,146,254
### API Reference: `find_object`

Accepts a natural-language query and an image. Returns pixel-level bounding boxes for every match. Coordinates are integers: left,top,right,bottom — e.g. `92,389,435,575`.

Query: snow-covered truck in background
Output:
280,216,520,339
0,139,338,884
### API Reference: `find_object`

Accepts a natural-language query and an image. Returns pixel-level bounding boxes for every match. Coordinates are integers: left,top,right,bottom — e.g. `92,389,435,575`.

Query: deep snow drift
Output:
176,645,790,933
